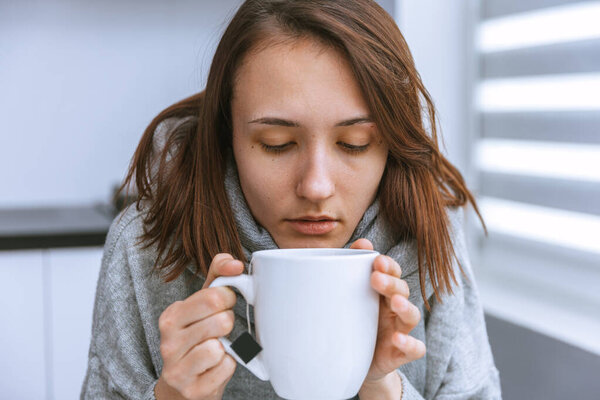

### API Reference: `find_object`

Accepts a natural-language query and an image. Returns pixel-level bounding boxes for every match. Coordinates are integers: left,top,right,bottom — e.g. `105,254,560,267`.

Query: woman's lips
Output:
287,220,338,235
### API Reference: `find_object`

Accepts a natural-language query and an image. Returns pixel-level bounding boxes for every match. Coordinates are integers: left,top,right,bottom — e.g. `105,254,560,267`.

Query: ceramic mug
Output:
209,248,380,400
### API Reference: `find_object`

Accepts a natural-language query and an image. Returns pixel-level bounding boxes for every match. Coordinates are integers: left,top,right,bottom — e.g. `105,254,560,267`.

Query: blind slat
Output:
481,38,600,78
480,111,600,144
477,231,600,309
478,172,600,215
481,0,596,20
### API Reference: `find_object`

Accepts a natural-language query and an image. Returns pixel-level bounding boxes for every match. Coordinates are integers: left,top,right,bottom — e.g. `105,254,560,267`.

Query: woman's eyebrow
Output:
248,117,299,127
248,116,373,127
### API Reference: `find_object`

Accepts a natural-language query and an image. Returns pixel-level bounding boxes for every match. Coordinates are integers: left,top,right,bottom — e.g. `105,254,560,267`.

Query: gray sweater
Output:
81,200,501,399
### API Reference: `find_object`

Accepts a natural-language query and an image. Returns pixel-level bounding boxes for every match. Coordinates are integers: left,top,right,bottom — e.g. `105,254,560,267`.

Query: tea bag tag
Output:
231,331,263,364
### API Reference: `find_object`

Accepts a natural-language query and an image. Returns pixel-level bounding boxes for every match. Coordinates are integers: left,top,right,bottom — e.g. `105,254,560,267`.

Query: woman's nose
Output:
295,148,335,202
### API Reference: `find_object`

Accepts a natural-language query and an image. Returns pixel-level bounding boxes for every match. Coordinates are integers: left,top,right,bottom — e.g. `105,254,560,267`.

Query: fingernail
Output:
395,296,406,311
383,258,390,273
397,333,406,346
381,274,392,287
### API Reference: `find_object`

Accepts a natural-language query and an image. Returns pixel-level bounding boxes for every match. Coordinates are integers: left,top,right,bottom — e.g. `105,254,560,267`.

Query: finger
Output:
159,287,237,333
203,254,244,289
167,310,235,361
392,332,426,362
371,271,410,299
372,255,402,278
390,295,421,328
177,338,228,381
187,287,238,325
350,238,374,250
188,354,237,399
161,338,226,392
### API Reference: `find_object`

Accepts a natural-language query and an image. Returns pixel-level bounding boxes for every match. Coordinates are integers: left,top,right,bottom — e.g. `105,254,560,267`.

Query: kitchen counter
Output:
0,204,116,250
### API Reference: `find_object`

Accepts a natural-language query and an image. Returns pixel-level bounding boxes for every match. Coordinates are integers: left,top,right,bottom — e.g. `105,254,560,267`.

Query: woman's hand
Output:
154,254,244,400
351,239,426,386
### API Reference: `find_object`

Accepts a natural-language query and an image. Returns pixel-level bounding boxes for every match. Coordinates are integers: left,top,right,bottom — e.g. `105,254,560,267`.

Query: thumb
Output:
350,238,374,250
202,254,244,289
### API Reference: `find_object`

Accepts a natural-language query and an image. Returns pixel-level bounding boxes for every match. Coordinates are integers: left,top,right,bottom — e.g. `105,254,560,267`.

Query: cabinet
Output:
48,247,103,400
0,247,102,400
0,250,46,399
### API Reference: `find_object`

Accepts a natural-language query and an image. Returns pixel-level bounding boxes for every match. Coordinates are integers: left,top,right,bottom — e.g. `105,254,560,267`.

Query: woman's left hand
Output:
351,238,426,384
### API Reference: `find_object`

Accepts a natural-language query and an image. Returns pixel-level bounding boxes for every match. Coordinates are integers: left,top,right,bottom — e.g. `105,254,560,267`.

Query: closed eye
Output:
260,142,293,154
259,142,370,155
338,142,370,154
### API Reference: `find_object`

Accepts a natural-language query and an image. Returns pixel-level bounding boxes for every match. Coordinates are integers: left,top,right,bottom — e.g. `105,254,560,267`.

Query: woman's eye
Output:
260,142,293,154
339,142,370,154
259,142,370,154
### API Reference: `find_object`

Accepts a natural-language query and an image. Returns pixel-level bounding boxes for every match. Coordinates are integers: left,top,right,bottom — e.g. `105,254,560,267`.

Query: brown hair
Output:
119,0,486,309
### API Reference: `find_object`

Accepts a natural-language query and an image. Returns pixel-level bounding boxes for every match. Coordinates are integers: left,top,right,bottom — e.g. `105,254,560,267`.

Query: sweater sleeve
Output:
396,284,501,400
396,207,501,400
80,209,158,400
425,266,501,400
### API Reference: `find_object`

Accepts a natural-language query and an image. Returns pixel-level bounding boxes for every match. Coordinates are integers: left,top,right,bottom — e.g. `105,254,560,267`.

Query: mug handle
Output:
208,274,269,381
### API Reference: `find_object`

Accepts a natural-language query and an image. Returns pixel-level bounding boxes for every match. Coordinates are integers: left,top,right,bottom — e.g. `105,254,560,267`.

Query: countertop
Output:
0,204,116,250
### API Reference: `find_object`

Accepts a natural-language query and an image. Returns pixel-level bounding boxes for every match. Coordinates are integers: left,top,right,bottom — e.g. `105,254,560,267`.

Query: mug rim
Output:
251,248,379,259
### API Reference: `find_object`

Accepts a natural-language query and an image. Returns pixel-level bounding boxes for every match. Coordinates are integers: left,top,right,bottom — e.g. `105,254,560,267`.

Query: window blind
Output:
469,0,600,354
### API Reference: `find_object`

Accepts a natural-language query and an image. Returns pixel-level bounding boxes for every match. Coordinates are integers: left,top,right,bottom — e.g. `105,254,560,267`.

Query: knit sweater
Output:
81,157,501,399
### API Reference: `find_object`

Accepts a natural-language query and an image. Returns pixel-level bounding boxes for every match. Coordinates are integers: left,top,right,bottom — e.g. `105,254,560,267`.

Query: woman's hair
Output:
119,0,486,309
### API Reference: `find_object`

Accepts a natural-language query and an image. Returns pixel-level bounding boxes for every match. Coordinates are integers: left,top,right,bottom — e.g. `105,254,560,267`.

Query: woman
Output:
82,0,501,399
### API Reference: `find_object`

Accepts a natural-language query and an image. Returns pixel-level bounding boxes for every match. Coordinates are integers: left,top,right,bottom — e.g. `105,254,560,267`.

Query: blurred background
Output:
1,0,598,399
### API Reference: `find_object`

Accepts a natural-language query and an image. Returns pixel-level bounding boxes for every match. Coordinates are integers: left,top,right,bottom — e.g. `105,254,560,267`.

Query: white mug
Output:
209,248,380,400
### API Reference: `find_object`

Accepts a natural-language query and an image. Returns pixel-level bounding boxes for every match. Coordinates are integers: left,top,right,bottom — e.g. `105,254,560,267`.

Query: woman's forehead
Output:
231,39,368,122
233,37,348,91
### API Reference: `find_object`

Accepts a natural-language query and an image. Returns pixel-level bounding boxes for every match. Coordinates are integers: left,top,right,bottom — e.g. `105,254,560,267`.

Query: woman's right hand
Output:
154,253,245,400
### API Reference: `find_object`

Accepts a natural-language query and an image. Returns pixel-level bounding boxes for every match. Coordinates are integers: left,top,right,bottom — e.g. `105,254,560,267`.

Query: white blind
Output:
470,0,600,354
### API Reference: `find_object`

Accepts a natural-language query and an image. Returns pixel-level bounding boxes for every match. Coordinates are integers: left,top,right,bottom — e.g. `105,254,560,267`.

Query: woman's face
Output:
231,39,388,248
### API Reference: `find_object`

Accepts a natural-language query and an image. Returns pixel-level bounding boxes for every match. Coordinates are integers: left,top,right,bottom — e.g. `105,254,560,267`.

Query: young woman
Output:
82,1,501,399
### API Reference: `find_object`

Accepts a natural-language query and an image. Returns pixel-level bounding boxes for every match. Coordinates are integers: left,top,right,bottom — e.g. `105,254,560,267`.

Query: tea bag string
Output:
246,259,254,335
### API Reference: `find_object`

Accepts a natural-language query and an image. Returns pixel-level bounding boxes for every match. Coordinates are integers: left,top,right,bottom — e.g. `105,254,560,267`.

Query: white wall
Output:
376,0,395,16
0,0,458,209
395,0,470,174
0,0,242,208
